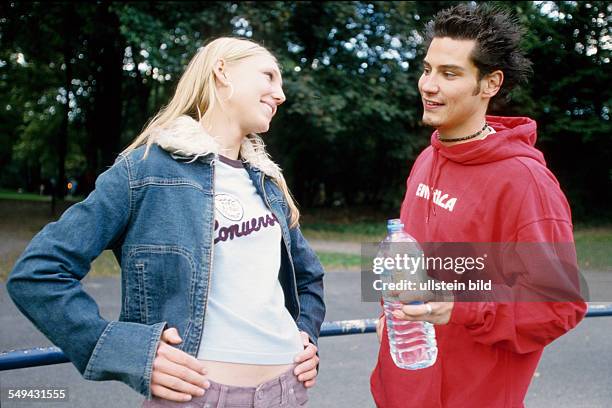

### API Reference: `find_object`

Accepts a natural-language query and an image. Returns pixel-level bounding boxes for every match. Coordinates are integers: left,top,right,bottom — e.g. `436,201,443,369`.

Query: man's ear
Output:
212,59,231,86
481,70,504,99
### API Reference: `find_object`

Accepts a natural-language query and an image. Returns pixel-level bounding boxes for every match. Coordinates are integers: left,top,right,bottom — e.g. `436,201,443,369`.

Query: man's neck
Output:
437,119,492,146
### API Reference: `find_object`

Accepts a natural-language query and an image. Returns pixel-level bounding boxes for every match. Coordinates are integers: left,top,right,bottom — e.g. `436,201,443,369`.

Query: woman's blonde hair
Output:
122,37,299,227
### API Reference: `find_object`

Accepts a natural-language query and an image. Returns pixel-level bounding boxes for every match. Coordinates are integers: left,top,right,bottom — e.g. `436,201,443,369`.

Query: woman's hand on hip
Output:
151,327,210,402
294,331,319,388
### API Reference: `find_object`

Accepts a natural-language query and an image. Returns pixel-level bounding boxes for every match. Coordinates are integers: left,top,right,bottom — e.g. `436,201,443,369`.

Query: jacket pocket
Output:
123,245,196,336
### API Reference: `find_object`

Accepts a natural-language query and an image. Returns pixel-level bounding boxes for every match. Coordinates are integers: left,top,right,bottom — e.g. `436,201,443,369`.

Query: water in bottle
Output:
379,218,438,369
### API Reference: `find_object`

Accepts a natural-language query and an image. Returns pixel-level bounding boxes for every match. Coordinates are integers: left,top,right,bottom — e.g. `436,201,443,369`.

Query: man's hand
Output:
151,327,210,402
391,278,455,324
294,331,319,388
392,302,454,325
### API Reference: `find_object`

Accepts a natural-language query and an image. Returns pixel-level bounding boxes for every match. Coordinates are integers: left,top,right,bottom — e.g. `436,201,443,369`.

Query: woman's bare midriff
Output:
200,360,296,387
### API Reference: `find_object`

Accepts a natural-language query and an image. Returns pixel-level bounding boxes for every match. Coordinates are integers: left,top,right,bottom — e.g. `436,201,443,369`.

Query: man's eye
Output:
444,72,457,78
423,68,431,74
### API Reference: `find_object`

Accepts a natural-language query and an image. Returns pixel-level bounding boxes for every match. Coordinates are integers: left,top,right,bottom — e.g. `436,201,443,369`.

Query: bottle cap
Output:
387,218,404,232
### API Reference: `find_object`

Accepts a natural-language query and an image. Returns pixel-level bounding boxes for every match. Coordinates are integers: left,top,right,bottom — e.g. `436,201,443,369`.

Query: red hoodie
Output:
370,116,587,407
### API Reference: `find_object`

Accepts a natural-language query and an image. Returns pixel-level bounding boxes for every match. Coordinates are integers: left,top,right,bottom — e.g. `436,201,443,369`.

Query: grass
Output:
0,189,84,202
300,207,389,242
316,252,361,271
89,250,122,276
302,222,386,242
0,199,609,280
0,189,52,202
574,226,612,271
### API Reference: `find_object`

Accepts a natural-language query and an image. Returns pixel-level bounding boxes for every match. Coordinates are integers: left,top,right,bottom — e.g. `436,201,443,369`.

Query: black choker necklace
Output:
437,122,489,142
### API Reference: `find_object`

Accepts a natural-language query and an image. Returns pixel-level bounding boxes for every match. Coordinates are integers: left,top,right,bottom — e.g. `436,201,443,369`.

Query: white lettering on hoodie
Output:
416,183,457,212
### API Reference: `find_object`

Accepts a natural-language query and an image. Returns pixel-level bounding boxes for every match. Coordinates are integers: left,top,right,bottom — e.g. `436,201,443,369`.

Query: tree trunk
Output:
93,3,124,171
82,1,124,195
57,5,75,200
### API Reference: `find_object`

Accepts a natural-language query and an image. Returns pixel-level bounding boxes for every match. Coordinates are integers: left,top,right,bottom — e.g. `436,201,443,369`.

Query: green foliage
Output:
513,1,612,220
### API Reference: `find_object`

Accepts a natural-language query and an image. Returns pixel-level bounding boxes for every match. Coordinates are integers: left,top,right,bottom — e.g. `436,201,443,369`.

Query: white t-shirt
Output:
197,155,303,364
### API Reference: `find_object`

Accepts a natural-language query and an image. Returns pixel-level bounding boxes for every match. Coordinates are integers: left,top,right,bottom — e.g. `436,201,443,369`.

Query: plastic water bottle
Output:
379,219,437,369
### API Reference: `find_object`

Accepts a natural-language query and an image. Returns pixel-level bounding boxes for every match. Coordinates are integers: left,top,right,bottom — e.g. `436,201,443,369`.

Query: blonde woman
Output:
7,37,325,407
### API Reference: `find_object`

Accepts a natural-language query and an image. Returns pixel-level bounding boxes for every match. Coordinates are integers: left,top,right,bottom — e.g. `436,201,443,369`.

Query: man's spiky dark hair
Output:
424,3,533,101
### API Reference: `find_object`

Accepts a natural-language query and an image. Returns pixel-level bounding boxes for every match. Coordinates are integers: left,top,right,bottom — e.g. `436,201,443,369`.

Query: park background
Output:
0,1,611,407
1,0,610,277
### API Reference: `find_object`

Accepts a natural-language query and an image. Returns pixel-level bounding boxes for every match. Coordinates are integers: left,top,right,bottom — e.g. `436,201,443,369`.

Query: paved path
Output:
2,273,612,407
307,239,361,255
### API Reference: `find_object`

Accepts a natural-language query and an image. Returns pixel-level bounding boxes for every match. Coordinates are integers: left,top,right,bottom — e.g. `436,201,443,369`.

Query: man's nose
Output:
420,75,439,94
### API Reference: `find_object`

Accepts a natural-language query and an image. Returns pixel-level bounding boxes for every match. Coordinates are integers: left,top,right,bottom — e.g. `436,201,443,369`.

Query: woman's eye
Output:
265,72,274,80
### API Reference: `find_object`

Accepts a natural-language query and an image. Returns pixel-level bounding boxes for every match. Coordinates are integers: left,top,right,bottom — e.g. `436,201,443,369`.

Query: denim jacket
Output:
7,116,326,398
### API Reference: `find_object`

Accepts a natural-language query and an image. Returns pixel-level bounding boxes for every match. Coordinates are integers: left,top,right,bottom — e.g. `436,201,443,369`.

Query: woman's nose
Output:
273,86,286,105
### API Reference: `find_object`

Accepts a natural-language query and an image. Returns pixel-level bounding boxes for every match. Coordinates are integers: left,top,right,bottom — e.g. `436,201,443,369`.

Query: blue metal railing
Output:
1,304,611,371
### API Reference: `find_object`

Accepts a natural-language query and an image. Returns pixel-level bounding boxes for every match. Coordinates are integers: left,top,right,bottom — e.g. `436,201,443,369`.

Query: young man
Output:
370,4,586,407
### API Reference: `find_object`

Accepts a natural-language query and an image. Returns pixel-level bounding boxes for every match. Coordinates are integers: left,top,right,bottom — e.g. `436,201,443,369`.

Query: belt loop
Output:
280,372,289,405
216,385,228,408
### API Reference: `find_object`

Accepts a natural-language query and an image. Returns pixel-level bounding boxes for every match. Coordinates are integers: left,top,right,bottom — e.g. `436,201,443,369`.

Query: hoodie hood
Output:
424,115,544,223
149,115,282,179
430,115,545,165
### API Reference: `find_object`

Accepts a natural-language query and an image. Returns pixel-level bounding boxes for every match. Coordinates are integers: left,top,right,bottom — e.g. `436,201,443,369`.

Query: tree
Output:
510,1,612,220
0,1,609,221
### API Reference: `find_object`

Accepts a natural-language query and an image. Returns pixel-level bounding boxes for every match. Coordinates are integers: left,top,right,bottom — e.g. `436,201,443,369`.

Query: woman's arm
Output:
6,155,166,398
287,224,325,388
288,225,326,346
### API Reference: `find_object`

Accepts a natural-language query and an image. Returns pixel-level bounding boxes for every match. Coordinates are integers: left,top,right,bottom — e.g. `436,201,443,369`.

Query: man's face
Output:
418,37,488,134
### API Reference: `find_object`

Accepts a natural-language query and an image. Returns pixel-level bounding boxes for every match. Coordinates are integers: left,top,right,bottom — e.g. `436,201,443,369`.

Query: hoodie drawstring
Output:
426,148,438,224
426,148,447,224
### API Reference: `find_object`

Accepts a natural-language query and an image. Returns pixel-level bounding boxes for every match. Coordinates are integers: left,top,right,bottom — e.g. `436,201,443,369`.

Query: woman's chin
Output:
252,122,271,134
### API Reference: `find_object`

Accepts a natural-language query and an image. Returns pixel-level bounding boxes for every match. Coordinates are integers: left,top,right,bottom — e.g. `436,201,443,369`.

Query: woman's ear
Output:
213,59,231,86
481,70,504,99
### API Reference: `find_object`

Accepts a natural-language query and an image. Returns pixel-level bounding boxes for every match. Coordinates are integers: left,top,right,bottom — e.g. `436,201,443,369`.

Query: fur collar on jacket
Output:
150,115,282,179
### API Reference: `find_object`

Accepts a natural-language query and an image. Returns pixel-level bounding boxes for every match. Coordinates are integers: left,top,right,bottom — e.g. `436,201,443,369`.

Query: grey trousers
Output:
142,367,308,408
